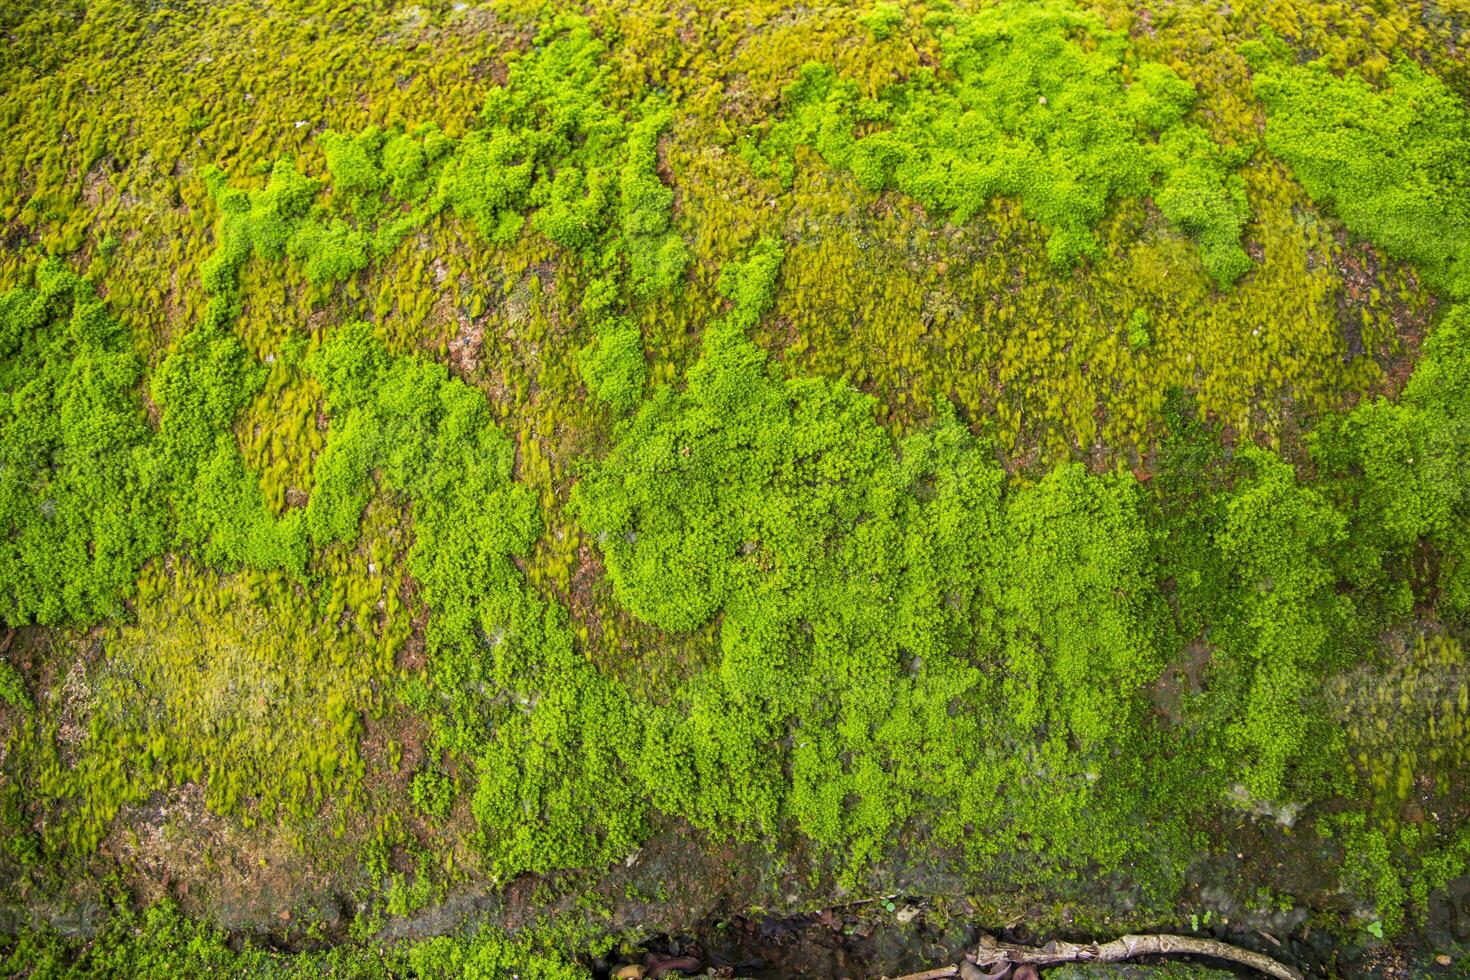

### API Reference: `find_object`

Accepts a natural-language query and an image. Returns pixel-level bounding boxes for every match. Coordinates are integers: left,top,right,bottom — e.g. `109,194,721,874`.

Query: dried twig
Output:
888,931,1304,980
889,968,962,980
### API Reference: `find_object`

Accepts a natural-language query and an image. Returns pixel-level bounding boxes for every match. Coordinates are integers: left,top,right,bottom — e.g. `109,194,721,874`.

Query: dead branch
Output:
888,931,1304,980
972,932,1303,980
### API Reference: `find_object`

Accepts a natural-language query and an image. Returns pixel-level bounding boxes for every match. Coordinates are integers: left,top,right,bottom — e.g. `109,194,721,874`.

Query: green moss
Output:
321,126,389,207
1002,462,1157,750
1256,57,1470,299
1215,447,1352,799
0,661,30,713
308,322,645,877
150,319,306,576
287,218,372,286
1126,309,1152,350
0,261,164,626
199,160,319,297
756,0,1251,285
1313,305,1470,620
716,236,785,329
573,243,1190,884
621,107,690,294
3,0,1470,963
410,765,456,820
440,127,536,244
20,561,389,853
1332,813,1409,934
576,316,646,413
0,895,591,978
859,3,905,42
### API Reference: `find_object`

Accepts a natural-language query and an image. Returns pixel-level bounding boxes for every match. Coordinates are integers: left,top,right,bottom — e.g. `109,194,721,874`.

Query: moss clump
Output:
573,243,1189,884
1255,56,1470,299
0,261,164,626
439,13,688,301
308,322,645,877
0,661,30,713
0,896,590,978
752,0,1250,285
198,160,320,297
1313,305,1470,621
1214,447,1352,800
620,106,690,295
150,303,307,576
575,315,646,413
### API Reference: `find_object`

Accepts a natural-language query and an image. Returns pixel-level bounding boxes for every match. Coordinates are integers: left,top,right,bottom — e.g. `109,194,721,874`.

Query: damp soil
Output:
268,812,1470,976
588,896,1469,979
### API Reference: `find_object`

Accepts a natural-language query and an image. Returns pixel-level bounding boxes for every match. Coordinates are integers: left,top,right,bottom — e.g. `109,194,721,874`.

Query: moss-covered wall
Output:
2,0,1470,973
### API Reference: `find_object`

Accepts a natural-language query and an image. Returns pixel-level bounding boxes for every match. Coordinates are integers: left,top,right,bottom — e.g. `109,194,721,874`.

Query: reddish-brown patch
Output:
397,572,429,674
50,630,108,765
80,158,114,212
655,131,677,190
446,315,485,377
1333,236,1437,404
102,783,354,936
567,543,606,645
361,708,427,794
